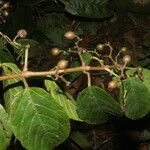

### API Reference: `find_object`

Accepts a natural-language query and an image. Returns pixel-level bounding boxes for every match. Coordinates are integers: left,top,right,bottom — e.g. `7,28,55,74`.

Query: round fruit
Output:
51,48,61,56
96,44,104,51
121,47,128,52
123,55,131,64
137,67,142,71
3,2,9,8
57,60,68,69
108,80,118,89
64,31,76,40
17,29,27,38
3,10,9,17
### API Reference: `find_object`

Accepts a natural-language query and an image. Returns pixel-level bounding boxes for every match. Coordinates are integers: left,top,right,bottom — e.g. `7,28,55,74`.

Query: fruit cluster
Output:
0,29,133,90
50,31,132,89
0,0,10,23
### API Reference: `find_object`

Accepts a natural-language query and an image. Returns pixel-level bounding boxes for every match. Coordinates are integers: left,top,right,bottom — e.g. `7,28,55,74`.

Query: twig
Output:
104,67,120,78
23,45,30,71
84,72,91,87
105,42,117,65
115,50,122,63
92,57,104,66
21,77,28,88
120,62,127,78
59,76,71,86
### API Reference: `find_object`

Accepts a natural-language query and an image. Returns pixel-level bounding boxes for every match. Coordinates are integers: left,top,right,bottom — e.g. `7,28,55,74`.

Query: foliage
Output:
0,40,14,63
77,86,122,124
0,0,150,149
2,63,23,113
0,104,12,150
60,0,113,18
11,87,70,150
121,77,150,120
45,77,80,120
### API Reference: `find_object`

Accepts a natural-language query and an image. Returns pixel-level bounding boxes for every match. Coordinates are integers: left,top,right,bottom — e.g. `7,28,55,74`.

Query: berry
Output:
17,29,27,38
137,67,142,71
108,80,118,89
123,55,131,64
121,47,128,52
57,60,68,69
51,48,61,56
3,10,8,17
64,31,76,40
3,2,9,8
96,44,104,51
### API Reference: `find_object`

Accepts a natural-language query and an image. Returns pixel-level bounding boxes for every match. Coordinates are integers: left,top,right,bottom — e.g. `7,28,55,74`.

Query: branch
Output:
0,66,106,81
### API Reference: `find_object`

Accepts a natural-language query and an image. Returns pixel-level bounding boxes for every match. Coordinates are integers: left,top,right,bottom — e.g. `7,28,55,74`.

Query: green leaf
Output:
121,77,150,120
77,86,122,124
70,131,90,149
2,63,23,113
142,69,150,91
14,39,40,58
45,26,72,48
0,40,14,63
0,104,12,150
109,0,150,14
81,52,93,65
60,0,113,18
45,78,80,121
76,21,97,36
10,87,70,150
